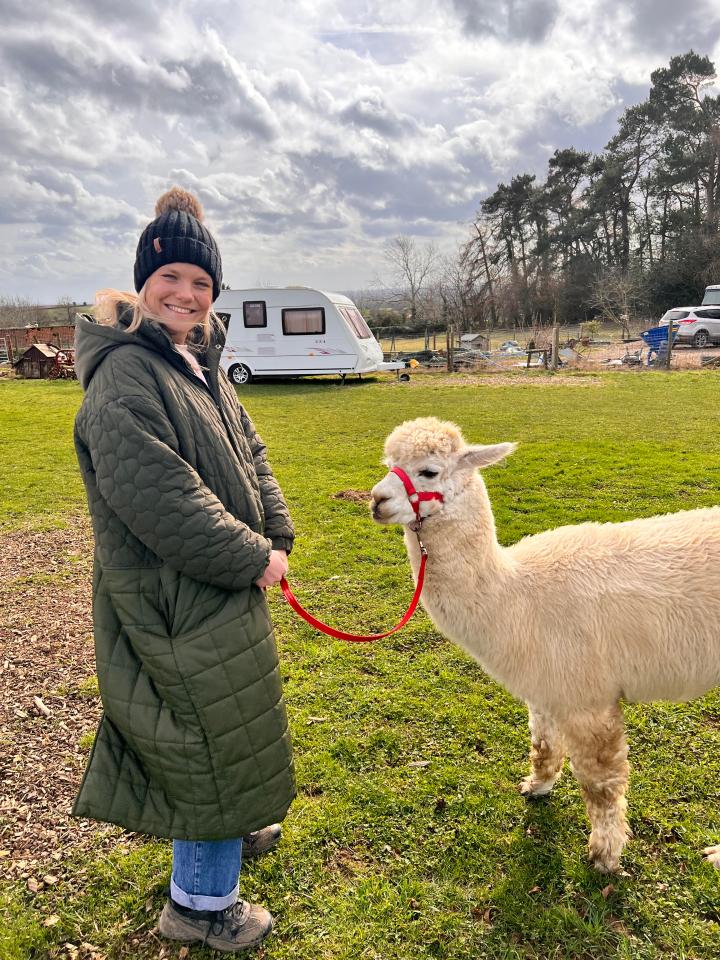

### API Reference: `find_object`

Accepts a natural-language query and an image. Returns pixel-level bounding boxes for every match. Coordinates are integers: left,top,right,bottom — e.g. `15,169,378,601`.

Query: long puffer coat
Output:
72,311,295,840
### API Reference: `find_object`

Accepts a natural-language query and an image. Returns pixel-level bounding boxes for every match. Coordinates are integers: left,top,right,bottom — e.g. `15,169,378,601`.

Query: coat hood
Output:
74,309,226,390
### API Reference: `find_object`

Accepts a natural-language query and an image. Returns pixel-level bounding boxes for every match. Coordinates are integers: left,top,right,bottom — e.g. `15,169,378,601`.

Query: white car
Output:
659,306,720,348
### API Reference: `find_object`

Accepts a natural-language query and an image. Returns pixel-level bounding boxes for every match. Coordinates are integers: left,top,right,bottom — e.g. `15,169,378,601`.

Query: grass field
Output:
2,370,720,959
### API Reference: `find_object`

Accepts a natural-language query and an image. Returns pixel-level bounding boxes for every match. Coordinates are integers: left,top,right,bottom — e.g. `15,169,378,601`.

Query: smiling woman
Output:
71,187,295,954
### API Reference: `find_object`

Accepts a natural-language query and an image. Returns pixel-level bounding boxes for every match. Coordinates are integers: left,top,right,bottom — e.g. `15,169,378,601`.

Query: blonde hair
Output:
93,285,215,350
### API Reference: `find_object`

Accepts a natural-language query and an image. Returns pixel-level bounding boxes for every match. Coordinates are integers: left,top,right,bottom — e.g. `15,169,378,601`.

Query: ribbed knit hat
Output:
134,187,223,301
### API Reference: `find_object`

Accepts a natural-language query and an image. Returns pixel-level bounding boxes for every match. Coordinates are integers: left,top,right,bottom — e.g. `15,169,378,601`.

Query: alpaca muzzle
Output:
371,467,444,529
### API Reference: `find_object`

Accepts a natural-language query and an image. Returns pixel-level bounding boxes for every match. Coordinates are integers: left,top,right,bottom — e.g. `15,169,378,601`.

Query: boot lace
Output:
203,900,250,942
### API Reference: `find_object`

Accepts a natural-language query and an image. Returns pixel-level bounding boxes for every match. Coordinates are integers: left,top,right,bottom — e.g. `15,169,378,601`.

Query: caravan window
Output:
282,308,325,335
339,305,372,339
243,301,267,327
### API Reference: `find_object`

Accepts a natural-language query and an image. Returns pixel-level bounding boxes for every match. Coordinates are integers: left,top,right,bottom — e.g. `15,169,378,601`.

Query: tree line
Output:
365,51,720,336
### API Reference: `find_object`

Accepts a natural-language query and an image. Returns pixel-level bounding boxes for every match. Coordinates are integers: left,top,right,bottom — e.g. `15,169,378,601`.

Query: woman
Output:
73,188,295,953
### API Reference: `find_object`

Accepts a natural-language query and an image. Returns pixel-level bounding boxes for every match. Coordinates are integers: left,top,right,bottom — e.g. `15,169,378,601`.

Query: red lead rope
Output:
280,549,426,643
279,467,442,643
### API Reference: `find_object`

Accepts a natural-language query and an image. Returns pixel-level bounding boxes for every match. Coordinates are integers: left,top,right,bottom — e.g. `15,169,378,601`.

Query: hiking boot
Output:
158,898,273,953
242,823,282,858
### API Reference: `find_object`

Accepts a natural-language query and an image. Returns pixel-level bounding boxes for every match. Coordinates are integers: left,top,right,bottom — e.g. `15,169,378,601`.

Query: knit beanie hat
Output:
134,187,223,301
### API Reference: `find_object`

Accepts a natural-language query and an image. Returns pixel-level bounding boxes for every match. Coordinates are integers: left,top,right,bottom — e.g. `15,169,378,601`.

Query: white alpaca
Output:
370,416,720,872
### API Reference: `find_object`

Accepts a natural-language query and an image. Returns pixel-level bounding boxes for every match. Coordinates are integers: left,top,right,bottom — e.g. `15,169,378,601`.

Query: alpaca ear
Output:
458,442,517,471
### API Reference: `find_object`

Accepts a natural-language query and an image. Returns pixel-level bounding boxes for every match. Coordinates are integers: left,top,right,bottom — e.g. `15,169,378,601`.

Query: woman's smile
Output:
165,304,193,314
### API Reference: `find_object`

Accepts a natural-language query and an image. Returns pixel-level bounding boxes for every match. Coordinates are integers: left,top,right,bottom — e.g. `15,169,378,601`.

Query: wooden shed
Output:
14,342,60,379
459,332,490,350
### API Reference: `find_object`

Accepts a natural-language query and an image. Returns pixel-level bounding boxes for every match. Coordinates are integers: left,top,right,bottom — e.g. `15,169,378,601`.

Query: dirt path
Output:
0,518,120,888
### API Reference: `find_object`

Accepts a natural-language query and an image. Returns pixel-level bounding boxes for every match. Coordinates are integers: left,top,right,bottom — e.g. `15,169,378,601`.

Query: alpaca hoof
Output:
588,831,625,874
702,845,720,869
588,844,620,873
519,776,555,798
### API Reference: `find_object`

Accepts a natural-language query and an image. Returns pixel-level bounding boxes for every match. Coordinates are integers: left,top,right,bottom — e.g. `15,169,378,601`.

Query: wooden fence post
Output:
551,324,560,371
446,325,454,372
665,320,674,370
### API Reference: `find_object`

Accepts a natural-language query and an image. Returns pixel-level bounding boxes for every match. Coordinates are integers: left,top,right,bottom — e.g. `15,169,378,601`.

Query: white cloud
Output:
1,0,719,298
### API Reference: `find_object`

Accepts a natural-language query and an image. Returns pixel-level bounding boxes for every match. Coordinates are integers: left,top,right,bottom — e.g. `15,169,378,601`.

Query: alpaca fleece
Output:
371,416,720,872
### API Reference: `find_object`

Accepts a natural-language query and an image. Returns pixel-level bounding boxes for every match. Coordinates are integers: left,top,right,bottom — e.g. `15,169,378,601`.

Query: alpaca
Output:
370,416,720,872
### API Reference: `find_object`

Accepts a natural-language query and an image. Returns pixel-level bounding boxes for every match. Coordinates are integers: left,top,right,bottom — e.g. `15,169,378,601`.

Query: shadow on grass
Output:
480,794,636,960
235,374,382,390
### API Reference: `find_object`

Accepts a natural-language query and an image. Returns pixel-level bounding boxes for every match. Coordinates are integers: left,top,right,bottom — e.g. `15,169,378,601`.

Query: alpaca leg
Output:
565,706,630,873
702,846,720,869
519,708,566,797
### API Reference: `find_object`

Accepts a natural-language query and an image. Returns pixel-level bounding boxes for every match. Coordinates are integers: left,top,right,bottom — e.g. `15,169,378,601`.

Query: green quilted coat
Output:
72,312,295,840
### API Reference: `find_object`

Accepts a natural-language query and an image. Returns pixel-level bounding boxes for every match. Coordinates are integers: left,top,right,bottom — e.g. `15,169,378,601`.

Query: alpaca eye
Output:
419,469,439,479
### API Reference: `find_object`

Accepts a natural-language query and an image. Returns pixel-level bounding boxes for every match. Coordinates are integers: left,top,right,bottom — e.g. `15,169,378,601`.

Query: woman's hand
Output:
255,549,289,589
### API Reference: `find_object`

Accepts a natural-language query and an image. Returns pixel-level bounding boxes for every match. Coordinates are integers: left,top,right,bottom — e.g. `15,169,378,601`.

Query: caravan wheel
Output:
229,364,252,385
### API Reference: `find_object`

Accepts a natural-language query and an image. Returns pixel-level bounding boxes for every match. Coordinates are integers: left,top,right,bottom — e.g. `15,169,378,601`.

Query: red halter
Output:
389,466,444,526
279,467,444,643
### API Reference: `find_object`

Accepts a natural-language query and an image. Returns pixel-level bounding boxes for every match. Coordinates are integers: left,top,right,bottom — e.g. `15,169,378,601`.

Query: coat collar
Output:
74,305,226,396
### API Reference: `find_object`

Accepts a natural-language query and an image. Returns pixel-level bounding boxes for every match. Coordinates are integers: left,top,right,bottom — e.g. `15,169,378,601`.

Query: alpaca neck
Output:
402,474,514,670
405,475,505,579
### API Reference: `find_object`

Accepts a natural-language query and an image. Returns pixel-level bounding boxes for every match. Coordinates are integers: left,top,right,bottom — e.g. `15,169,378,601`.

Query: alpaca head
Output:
370,417,516,526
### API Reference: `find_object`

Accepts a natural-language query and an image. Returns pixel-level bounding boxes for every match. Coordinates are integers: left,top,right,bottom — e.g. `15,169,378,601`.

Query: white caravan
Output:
214,287,403,384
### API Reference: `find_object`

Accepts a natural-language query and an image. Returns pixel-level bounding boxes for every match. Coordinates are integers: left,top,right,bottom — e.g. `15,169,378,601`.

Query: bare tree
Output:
57,296,76,324
589,266,648,338
383,236,438,325
0,296,43,329
437,249,477,333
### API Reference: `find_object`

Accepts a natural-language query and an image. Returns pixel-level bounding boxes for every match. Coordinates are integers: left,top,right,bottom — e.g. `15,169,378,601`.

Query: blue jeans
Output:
171,839,242,911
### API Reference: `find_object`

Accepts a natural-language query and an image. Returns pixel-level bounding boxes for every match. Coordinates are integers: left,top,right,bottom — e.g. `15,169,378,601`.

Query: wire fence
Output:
376,324,720,372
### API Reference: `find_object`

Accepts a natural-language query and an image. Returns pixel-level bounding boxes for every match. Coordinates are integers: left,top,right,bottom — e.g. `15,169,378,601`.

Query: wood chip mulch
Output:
0,516,123,889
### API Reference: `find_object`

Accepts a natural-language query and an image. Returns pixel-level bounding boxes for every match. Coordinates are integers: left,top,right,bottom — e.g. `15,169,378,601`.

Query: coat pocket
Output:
100,566,198,725
94,566,214,808
157,566,234,638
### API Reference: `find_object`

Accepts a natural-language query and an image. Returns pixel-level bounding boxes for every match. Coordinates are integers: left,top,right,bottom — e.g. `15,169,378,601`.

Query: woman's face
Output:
144,262,213,343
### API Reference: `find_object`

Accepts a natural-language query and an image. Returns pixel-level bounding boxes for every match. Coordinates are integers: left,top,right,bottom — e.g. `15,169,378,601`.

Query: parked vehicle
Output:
214,287,404,383
702,284,720,305
659,306,720,348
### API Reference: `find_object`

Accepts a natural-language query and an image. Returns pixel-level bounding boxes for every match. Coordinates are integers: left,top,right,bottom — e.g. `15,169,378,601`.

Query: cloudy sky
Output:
1,0,719,303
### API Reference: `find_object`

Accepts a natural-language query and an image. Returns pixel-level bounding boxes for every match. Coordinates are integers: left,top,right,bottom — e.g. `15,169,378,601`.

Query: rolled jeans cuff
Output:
170,878,239,912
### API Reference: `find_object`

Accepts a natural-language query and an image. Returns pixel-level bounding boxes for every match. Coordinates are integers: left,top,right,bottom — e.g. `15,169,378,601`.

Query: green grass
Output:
0,380,85,530
2,372,720,958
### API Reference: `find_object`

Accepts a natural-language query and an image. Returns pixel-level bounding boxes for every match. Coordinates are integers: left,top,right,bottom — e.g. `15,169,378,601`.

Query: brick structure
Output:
0,323,77,362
